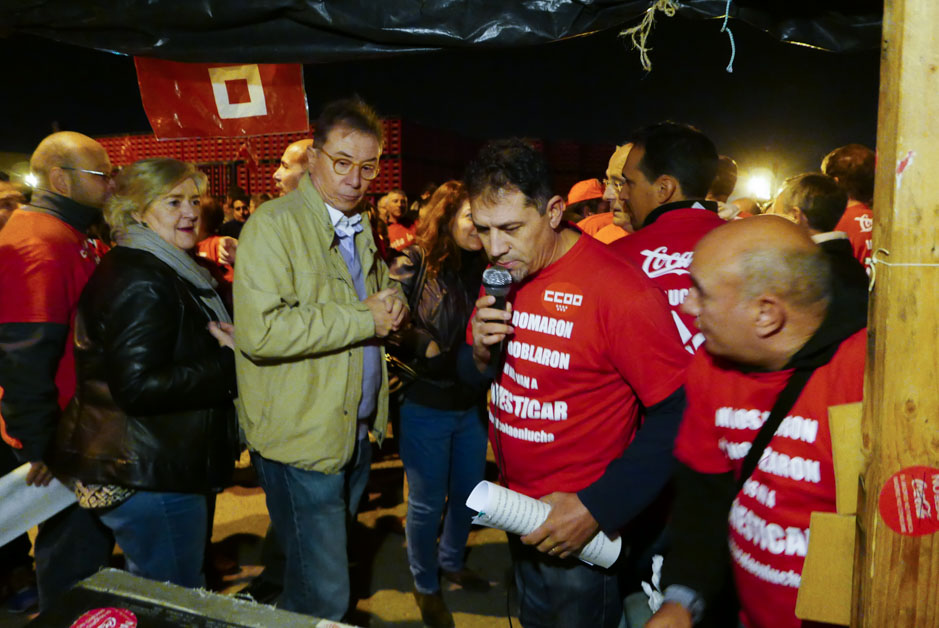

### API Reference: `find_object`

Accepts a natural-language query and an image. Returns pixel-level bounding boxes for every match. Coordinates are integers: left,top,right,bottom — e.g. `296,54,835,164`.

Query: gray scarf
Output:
115,222,232,325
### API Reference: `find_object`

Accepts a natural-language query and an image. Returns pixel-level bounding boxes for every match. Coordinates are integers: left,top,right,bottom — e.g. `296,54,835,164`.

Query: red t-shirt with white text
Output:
674,330,866,628
387,222,417,251
488,234,688,498
834,201,873,274
610,207,724,354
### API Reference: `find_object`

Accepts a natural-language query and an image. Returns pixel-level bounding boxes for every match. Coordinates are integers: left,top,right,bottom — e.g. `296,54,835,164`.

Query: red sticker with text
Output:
70,607,137,628
878,466,939,536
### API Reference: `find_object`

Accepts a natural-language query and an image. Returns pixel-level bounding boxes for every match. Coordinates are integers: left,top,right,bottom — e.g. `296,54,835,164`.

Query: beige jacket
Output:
233,175,393,473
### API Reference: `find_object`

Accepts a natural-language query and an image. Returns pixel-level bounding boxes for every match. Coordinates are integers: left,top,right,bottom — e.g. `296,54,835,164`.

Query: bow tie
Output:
334,213,364,239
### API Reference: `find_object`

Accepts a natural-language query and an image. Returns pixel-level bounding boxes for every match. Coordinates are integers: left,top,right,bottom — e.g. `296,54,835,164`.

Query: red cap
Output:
567,178,604,205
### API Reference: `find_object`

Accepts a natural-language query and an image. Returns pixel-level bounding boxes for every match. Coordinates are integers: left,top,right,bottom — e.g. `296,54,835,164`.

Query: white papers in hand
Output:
0,463,77,547
466,480,621,569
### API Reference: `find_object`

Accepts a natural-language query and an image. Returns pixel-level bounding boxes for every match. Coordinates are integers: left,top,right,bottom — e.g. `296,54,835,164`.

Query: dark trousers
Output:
35,504,114,610
254,523,285,586
508,534,623,628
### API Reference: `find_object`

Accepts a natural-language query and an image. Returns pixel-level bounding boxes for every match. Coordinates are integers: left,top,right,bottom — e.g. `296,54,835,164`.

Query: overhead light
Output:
744,168,774,201
24,173,38,187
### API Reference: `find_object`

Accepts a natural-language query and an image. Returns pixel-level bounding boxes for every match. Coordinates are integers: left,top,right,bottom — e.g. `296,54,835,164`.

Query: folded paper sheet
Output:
0,463,77,547
466,480,621,568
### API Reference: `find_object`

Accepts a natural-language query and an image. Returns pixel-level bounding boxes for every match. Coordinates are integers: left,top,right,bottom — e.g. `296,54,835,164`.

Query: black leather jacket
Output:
388,246,487,410
51,247,238,493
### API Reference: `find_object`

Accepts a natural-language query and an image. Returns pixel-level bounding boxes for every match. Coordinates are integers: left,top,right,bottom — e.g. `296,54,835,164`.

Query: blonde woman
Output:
52,158,238,587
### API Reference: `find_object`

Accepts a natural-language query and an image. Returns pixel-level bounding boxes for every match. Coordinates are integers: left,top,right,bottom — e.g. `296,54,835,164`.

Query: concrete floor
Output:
2,446,518,627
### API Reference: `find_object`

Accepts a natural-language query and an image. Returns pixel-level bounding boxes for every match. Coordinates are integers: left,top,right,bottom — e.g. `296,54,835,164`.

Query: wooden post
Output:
854,0,939,625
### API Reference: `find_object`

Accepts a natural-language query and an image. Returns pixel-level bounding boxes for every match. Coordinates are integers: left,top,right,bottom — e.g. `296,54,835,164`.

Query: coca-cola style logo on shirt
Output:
639,246,693,278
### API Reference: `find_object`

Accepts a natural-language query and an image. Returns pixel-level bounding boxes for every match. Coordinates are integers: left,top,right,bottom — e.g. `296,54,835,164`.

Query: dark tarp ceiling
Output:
0,0,883,63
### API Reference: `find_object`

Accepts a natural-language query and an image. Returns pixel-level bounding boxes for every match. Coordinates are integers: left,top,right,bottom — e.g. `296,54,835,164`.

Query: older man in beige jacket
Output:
234,98,405,621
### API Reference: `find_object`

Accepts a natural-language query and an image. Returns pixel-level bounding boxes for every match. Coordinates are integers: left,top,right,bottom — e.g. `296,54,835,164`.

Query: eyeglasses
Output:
317,148,380,180
60,166,114,179
603,177,624,193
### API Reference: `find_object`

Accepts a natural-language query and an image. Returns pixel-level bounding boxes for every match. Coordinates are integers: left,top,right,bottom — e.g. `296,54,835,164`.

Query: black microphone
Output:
481,268,513,362
482,267,513,310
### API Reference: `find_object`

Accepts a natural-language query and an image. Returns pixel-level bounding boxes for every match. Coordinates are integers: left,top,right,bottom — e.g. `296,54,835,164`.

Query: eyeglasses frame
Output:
603,177,624,193
59,166,113,179
316,148,380,181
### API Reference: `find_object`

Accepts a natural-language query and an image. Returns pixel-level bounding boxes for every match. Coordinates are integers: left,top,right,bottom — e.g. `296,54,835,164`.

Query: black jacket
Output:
51,247,239,493
388,246,487,410
819,236,869,317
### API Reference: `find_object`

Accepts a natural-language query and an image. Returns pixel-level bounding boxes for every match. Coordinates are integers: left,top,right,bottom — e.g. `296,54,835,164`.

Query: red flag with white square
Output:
135,58,309,139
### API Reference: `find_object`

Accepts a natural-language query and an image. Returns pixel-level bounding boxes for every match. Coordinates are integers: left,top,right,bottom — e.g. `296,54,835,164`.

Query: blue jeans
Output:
35,504,114,611
252,436,372,619
509,535,622,628
399,400,488,594
97,490,207,588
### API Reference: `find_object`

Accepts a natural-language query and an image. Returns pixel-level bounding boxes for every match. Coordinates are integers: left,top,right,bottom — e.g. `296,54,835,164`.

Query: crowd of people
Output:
0,95,876,628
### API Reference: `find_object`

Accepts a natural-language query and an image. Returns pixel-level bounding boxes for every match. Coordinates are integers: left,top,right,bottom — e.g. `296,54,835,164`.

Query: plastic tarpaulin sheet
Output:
0,1,883,63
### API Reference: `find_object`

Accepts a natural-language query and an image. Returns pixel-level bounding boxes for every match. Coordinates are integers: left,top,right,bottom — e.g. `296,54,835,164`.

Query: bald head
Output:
31,132,107,184
697,215,821,267
685,216,832,369
30,131,112,209
274,139,314,194
699,216,830,305
606,144,632,182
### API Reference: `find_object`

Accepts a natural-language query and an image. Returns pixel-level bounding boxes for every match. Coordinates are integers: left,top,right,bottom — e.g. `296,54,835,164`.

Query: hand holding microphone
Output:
470,267,514,372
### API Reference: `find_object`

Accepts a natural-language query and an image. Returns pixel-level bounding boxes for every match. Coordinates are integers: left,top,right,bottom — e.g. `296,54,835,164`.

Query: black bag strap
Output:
736,367,817,491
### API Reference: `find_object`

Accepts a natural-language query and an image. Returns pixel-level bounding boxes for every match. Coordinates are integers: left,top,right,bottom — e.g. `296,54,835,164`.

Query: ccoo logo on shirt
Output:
542,283,584,315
